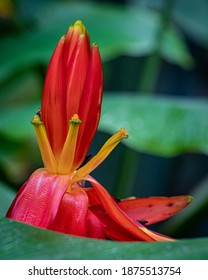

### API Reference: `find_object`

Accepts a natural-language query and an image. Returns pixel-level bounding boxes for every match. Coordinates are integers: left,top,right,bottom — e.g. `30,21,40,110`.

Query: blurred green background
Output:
1,0,208,245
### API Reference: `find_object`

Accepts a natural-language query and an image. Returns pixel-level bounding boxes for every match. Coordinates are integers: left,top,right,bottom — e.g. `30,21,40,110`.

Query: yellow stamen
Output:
32,115,57,173
72,128,128,182
57,114,82,175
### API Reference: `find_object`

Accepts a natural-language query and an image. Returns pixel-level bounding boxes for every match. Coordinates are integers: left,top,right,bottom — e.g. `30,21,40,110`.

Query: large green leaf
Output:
0,2,192,83
100,94,208,156
0,102,39,140
0,217,207,259
141,0,208,47
0,71,41,105
161,25,193,68
172,0,208,47
0,183,15,216
0,70,41,140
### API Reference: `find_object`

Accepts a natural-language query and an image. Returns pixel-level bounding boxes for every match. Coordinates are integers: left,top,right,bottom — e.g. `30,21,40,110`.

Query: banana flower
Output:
6,21,192,241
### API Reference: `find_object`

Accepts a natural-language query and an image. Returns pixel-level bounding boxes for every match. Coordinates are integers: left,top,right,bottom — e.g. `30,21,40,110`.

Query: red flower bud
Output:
41,21,103,168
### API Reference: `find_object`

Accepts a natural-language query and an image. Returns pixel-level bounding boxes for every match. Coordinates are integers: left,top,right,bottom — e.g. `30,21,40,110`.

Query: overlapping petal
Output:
87,176,173,241
49,185,89,236
74,44,103,169
6,169,70,228
118,196,193,226
83,185,192,241
42,37,66,161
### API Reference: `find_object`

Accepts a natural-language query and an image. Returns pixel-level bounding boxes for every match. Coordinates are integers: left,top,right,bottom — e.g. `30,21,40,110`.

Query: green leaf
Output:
142,0,208,48
0,183,15,216
0,71,41,140
0,71,41,106
0,217,207,259
0,2,192,83
0,102,39,140
161,25,194,69
99,94,208,156
173,0,208,47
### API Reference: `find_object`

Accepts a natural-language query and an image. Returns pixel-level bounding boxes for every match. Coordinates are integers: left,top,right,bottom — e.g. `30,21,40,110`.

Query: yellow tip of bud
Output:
74,20,83,26
73,20,86,34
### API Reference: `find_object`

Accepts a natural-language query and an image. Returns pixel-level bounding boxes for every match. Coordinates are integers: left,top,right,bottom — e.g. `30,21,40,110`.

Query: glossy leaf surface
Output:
100,94,208,156
0,217,207,260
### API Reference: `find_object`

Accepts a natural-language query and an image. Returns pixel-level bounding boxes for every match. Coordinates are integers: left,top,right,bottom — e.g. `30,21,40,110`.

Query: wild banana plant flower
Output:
6,20,192,241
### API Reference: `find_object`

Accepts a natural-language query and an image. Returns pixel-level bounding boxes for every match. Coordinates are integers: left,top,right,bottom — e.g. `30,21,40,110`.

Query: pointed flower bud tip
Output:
73,20,86,35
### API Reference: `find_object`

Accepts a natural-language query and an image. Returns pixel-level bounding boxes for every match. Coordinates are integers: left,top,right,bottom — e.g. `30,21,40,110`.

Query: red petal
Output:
73,45,103,169
41,37,67,161
49,185,88,236
83,188,137,240
118,196,192,226
65,34,90,121
63,22,90,68
87,176,172,241
91,207,138,241
85,187,102,206
86,209,105,239
6,181,27,218
6,168,70,228
63,26,78,67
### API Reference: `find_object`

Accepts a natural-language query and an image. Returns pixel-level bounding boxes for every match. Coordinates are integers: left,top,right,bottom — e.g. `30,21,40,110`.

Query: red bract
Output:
6,20,192,241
